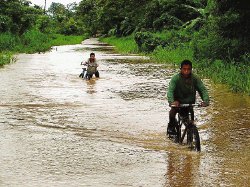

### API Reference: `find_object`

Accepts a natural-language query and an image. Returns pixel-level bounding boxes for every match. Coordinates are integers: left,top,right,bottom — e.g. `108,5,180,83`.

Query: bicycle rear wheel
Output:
187,125,201,152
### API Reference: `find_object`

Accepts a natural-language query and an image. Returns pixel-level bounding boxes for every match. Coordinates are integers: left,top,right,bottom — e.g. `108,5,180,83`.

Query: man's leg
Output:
167,107,178,134
95,71,99,78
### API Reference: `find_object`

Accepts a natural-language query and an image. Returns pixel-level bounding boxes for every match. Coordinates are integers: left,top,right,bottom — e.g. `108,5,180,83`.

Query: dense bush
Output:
20,29,51,52
0,33,21,51
134,32,165,52
0,51,13,66
203,0,250,61
134,30,193,52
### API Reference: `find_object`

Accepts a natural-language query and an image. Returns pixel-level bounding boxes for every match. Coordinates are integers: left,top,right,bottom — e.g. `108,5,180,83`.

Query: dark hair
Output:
180,59,192,69
90,52,95,57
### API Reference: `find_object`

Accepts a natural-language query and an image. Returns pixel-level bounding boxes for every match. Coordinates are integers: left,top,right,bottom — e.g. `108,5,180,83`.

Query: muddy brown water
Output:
0,38,249,187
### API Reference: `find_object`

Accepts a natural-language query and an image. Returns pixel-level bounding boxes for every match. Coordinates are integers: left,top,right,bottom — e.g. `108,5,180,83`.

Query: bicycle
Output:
79,63,99,80
79,65,88,79
167,104,202,152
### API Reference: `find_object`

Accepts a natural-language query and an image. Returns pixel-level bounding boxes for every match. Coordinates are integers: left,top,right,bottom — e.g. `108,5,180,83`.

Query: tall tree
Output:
48,2,67,19
0,0,42,34
44,0,46,14
208,0,250,60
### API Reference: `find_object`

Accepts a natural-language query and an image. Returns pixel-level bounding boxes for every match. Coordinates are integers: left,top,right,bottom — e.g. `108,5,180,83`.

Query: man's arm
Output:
94,59,99,67
196,77,210,105
167,75,177,104
81,60,89,65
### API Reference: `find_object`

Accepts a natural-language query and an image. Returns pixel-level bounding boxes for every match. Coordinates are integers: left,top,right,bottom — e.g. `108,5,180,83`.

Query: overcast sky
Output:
30,0,82,9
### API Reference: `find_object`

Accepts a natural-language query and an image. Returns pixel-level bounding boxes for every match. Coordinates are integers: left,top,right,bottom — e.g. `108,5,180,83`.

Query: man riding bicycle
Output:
167,60,210,135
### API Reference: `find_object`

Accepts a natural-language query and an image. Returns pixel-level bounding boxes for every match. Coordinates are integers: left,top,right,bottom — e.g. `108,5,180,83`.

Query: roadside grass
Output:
49,34,85,46
0,51,14,67
196,60,250,93
100,35,139,54
151,46,194,65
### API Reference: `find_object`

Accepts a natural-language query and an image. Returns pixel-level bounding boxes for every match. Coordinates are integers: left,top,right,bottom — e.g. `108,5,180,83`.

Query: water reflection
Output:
165,152,200,187
86,78,97,94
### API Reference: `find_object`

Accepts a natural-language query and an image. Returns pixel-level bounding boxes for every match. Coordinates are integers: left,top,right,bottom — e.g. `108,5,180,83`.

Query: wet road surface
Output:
0,38,249,186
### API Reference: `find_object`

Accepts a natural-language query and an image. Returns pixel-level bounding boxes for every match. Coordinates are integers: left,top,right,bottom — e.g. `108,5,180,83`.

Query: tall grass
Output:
197,60,250,93
0,51,14,66
49,34,85,46
0,33,18,66
151,46,194,65
18,29,51,53
0,33,21,51
100,35,139,54
18,30,86,53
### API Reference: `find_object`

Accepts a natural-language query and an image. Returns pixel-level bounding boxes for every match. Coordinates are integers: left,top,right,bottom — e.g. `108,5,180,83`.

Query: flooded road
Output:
0,38,249,187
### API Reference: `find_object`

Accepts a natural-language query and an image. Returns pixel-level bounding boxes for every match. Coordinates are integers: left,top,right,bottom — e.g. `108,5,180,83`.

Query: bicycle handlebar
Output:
170,103,202,107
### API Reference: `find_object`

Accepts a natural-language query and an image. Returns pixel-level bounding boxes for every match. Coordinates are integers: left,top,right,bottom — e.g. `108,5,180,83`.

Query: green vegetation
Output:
0,51,14,66
100,35,139,54
151,46,194,65
49,34,85,46
198,60,250,93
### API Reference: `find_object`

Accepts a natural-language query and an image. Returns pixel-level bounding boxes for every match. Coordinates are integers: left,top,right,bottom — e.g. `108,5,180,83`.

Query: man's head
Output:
90,52,95,57
90,52,95,61
180,60,192,78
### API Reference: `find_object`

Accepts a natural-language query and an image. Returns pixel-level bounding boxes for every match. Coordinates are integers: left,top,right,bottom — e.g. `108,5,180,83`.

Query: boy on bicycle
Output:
80,52,99,79
167,60,210,135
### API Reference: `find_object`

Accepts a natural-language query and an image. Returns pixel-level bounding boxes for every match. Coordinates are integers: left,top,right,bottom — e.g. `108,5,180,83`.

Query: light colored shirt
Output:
85,58,98,74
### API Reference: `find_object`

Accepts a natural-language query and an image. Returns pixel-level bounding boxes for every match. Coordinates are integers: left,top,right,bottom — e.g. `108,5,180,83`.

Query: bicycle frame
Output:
168,104,201,151
176,108,193,144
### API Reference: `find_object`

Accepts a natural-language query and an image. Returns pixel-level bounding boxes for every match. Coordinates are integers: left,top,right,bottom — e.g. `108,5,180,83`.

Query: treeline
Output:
76,0,249,93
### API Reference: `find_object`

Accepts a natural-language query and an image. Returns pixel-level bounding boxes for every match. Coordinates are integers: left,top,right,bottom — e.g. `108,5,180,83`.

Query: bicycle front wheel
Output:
187,125,201,152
